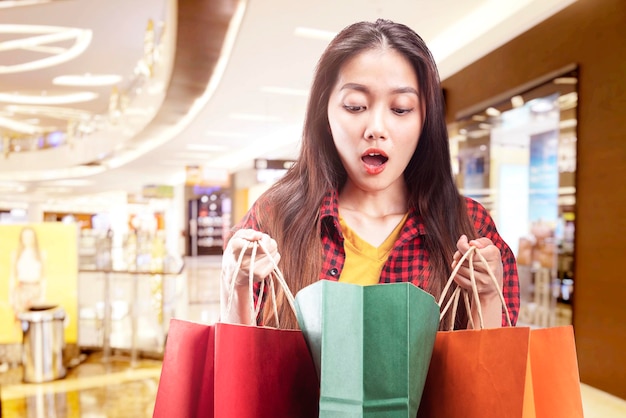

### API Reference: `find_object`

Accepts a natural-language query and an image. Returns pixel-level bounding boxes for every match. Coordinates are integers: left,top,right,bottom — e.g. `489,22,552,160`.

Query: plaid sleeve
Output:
465,198,520,326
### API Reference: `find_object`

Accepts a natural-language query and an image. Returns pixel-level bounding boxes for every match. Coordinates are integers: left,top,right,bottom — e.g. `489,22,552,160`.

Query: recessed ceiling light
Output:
511,95,525,108
553,77,577,85
53,74,122,87
485,107,501,117
294,27,337,41
260,86,308,96
0,91,98,105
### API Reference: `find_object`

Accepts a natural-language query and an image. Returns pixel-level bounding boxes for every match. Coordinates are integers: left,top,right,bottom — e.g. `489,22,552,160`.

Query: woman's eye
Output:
343,105,365,112
392,108,413,115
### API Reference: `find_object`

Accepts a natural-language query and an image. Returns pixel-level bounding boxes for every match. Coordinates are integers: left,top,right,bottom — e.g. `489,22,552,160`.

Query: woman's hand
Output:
225,229,281,287
451,234,504,328
220,229,280,325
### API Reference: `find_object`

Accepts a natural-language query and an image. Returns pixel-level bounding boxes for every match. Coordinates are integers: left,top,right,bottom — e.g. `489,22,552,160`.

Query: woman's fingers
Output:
228,229,281,285
452,236,503,295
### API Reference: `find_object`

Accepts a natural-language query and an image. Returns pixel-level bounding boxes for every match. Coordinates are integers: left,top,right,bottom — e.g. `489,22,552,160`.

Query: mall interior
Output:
0,0,625,416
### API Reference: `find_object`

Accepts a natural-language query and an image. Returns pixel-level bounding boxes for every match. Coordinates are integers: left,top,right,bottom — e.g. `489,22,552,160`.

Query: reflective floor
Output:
1,256,626,417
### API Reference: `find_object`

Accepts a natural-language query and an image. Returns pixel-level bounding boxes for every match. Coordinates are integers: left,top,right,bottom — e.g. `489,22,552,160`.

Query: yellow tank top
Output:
338,212,409,285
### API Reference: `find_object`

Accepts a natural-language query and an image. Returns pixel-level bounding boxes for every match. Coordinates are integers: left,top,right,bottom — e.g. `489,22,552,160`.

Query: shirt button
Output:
329,268,339,276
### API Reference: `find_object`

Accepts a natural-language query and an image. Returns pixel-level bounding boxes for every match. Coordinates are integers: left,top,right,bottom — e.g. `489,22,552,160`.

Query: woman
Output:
9,226,47,317
221,19,519,330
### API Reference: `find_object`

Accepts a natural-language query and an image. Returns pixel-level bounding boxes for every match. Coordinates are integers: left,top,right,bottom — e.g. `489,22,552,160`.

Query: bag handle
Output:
225,240,296,327
438,246,512,330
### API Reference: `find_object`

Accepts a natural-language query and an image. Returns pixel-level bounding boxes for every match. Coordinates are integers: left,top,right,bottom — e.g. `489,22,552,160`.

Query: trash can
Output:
19,305,67,383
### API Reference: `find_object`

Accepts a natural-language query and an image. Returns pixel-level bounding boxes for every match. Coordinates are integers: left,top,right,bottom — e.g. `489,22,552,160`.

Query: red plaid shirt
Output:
240,190,520,326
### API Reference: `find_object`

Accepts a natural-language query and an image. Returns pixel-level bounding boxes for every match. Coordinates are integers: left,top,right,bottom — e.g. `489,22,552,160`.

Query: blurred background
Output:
0,0,625,416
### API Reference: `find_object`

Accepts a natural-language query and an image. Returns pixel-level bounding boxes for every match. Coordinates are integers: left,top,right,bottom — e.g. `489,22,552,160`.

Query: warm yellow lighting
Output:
6,105,92,120
53,74,122,87
0,0,51,8
511,95,525,108
0,116,42,134
485,107,501,117
0,25,92,74
0,91,98,105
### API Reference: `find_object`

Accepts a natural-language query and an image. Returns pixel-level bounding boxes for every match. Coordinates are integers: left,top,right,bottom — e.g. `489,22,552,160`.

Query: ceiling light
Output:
260,86,308,96
6,105,92,120
294,27,337,41
530,99,554,113
0,25,92,74
229,113,281,122
485,107,501,117
0,91,98,105
0,1,51,9
0,116,43,134
53,74,122,87
553,77,577,85
511,95,525,108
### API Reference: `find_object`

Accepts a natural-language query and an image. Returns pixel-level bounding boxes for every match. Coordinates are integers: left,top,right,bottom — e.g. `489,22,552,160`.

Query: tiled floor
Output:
1,255,625,417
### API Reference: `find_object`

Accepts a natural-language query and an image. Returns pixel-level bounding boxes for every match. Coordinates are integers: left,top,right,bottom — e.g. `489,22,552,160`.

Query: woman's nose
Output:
364,108,388,140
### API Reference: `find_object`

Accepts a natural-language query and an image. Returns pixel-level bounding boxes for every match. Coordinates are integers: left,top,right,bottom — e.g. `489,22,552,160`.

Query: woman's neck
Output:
338,180,408,217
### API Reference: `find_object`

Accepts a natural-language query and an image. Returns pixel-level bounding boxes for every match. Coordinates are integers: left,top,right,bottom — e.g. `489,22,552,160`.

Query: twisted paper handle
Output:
438,245,512,330
225,240,296,327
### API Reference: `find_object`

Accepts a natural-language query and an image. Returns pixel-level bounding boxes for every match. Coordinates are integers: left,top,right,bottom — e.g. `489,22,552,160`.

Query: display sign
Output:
0,223,79,344
185,165,230,187
142,184,175,199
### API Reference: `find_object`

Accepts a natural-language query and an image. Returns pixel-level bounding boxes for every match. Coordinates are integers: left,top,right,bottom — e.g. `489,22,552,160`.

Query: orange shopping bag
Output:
417,246,583,418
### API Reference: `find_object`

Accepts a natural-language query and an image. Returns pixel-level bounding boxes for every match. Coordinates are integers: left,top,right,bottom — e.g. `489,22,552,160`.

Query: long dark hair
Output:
240,19,475,329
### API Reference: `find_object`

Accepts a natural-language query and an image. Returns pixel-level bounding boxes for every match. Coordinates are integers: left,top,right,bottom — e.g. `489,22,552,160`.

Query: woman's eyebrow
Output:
339,83,418,96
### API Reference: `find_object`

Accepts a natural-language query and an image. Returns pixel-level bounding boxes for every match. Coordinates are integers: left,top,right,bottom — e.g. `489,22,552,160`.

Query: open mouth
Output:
361,152,388,167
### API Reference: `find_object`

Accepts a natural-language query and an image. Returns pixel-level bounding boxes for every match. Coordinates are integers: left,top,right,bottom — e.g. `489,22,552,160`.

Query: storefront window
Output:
448,65,578,327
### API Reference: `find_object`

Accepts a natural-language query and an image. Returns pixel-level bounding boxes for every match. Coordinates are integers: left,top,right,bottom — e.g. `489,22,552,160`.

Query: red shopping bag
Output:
214,240,319,417
417,246,583,418
155,240,319,417
213,322,319,417
153,319,215,418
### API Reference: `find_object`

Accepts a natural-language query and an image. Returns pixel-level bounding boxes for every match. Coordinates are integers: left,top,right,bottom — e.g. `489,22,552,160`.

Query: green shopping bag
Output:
295,281,440,417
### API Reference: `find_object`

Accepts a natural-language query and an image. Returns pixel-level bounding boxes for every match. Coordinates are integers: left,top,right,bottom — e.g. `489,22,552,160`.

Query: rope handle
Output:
438,245,512,330
225,240,296,327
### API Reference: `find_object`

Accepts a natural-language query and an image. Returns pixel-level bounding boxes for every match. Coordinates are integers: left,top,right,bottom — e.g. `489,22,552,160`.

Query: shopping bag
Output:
152,319,215,418
213,322,319,417
153,240,319,418
295,280,440,417
417,246,584,418
214,240,319,417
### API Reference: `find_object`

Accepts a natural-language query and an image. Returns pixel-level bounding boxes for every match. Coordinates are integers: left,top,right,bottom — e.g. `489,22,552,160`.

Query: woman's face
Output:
327,47,423,194
21,228,36,247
